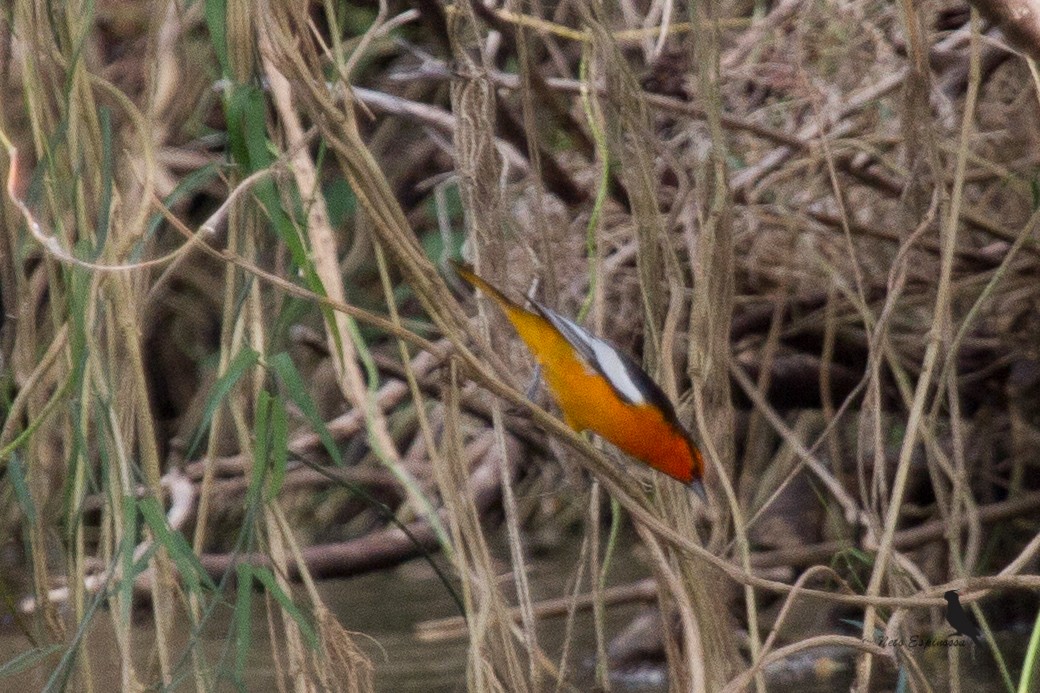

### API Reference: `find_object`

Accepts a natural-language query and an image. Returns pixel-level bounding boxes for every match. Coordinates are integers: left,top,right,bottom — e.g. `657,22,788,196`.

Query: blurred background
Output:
1,0,1039,690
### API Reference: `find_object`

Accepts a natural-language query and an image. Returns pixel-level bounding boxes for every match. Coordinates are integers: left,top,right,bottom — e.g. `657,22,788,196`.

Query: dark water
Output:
1,540,1023,691
331,549,656,691
0,538,656,691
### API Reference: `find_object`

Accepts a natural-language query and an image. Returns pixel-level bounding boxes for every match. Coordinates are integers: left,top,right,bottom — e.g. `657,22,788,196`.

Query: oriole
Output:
453,261,705,494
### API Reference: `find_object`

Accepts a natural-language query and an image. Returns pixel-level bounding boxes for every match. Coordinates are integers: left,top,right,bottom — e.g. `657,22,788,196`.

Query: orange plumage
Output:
453,261,705,493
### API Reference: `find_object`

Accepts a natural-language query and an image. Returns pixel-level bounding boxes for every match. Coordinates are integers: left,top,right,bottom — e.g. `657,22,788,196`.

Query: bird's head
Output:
943,590,959,601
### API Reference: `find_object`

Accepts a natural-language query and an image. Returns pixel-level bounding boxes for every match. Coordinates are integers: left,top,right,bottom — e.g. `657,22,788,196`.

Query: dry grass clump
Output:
1,0,1039,691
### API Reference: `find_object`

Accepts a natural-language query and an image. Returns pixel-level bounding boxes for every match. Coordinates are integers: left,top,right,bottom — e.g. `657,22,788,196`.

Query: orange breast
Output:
502,309,698,484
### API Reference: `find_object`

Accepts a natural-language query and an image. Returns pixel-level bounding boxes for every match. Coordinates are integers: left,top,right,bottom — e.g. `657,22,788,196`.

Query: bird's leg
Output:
525,364,544,401
501,364,546,419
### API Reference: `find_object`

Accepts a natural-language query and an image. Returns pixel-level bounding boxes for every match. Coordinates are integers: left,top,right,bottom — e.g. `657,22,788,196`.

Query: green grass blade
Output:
0,644,63,678
146,162,221,238
7,454,36,525
139,496,217,594
248,390,273,507
250,566,316,647
232,564,254,684
266,393,289,499
1017,604,1040,693
203,0,229,76
268,352,344,467
184,347,260,460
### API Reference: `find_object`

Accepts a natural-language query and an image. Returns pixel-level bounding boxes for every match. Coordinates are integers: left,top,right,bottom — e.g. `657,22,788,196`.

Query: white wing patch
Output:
589,336,646,404
543,308,646,405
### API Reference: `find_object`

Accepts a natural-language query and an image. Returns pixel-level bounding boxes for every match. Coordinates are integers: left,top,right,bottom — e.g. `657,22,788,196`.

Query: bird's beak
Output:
689,479,707,502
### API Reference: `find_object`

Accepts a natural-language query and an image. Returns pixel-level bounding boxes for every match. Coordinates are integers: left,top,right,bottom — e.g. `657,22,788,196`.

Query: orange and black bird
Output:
452,261,705,495
944,590,982,645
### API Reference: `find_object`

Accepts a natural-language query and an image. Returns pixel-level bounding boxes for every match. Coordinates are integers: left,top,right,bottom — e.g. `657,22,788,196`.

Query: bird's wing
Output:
528,300,687,418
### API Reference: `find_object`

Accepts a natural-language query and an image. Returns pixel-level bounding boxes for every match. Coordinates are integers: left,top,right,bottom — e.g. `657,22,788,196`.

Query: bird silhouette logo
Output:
944,590,982,645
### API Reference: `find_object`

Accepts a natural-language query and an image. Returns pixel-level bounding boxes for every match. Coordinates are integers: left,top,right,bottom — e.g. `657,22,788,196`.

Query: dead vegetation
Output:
1,0,1040,691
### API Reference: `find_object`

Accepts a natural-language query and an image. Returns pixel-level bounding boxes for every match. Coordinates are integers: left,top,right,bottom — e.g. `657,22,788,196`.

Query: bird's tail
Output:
451,261,521,314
